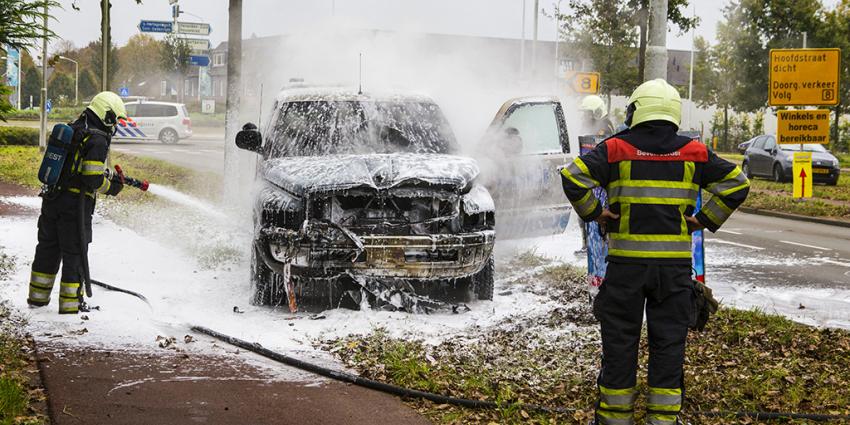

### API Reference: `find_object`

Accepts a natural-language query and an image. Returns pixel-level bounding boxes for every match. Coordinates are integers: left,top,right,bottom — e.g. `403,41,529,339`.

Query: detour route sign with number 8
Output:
566,72,600,94
769,48,841,106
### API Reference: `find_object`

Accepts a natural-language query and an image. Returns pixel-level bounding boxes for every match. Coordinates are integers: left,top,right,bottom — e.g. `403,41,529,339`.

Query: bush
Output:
0,127,39,146
4,107,79,122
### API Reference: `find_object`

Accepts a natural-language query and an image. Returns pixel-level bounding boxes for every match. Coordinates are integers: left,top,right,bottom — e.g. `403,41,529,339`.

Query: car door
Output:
761,135,778,175
115,102,145,140
477,97,573,239
748,136,767,175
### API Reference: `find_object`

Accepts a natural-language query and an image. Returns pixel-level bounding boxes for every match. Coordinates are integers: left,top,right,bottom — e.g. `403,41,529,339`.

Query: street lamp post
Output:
58,56,79,105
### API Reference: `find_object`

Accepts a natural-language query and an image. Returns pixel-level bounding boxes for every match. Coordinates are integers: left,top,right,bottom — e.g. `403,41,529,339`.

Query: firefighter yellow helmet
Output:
579,95,607,120
626,79,681,128
87,91,127,127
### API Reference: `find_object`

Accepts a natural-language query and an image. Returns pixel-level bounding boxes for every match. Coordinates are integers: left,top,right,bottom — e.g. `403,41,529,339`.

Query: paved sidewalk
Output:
37,342,431,425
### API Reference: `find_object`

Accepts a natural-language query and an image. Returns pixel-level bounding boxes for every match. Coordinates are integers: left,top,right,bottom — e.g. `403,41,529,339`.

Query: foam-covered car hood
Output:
262,153,480,195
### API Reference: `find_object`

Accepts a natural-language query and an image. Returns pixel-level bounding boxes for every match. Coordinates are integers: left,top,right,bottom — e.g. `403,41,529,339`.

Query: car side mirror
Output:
236,122,262,153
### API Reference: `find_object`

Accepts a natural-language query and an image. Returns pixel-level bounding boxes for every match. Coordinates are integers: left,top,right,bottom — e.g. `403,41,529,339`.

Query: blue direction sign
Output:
138,20,173,33
119,87,129,97
188,55,210,67
45,99,52,113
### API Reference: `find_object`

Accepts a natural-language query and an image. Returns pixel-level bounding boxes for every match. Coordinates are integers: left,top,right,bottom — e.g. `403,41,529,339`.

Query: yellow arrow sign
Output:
792,152,813,199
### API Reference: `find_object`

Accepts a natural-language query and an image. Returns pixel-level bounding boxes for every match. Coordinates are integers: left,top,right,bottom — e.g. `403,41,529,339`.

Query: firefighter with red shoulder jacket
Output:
560,79,750,425
27,91,126,314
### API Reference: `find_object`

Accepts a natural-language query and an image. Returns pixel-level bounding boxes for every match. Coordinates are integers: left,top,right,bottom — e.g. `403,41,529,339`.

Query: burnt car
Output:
236,89,496,312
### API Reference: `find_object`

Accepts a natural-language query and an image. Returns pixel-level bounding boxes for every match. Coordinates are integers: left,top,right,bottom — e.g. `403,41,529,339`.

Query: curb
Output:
738,207,850,228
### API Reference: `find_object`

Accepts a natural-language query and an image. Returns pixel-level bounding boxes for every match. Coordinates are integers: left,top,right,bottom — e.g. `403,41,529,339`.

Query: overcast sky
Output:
48,0,840,53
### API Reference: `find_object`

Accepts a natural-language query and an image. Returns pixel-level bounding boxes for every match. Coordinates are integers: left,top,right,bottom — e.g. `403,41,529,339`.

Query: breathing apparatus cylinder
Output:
38,124,75,187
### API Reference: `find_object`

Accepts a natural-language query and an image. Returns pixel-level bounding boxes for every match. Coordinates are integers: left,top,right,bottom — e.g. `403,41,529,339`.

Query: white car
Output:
118,101,192,144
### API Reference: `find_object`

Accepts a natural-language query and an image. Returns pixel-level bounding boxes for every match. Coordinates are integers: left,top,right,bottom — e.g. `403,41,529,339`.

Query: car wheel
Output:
250,245,285,306
742,161,752,178
159,128,179,144
772,163,786,183
473,255,495,301
828,176,839,186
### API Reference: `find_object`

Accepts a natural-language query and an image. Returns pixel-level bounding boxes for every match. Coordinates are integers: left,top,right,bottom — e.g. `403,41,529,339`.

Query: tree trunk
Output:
723,104,729,151
637,7,648,83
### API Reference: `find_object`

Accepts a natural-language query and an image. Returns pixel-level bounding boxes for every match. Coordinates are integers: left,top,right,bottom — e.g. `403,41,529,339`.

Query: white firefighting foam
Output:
2,195,849,363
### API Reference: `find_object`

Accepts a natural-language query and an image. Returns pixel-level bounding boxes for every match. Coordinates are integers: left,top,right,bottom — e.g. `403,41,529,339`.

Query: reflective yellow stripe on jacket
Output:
607,160,698,259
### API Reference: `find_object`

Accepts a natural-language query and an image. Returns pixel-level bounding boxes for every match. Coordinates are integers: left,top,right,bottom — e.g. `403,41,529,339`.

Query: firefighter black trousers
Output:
30,191,93,299
593,262,694,391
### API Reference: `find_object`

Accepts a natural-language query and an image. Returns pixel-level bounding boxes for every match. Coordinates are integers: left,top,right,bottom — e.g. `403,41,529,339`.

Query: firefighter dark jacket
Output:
63,109,120,197
561,121,750,264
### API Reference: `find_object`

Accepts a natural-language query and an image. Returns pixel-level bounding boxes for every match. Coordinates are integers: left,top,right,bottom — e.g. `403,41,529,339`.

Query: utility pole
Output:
531,0,539,78
101,0,110,91
223,0,242,195
554,0,562,84
39,3,48,150
686,7,694,130
645,0,668,81
520,0,526,80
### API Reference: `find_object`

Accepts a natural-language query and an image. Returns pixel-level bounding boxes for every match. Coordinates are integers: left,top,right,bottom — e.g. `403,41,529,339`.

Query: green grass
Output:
0,147,41,188
0,299,45,425
323,263,850,424
749,175,850,203
838,153,850,168
0,146,221,202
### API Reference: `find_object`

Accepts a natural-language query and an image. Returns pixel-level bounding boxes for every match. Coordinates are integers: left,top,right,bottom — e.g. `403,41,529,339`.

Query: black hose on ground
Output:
192,325,850,422
90,279,151,307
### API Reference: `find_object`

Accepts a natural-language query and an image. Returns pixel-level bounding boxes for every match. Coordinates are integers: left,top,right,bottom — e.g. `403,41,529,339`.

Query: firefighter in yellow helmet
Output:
561,79,750,425
27,91,127,314
579,95,615,138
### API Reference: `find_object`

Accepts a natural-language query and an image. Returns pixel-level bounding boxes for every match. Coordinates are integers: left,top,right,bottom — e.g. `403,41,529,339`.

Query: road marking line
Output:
709,239,765,250
780,240,832,251
718,229,743,235
819,258,850,268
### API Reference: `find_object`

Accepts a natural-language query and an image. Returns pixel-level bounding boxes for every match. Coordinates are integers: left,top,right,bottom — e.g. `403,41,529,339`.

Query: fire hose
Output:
78,165,150,307
190,326,850,422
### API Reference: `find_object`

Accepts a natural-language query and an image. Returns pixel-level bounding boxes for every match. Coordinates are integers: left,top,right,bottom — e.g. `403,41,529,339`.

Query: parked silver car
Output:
742,134,840,185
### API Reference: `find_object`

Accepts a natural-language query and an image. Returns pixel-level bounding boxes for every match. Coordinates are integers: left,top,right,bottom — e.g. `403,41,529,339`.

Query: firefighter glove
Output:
691,279,719,332
105,175,123,196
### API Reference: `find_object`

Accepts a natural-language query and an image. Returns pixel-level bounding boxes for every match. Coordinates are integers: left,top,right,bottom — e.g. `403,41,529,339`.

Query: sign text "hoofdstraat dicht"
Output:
769,49,841,106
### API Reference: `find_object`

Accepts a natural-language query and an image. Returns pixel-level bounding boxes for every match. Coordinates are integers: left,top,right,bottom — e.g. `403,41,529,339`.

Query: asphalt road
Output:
704,211,850,287
111,128,226,174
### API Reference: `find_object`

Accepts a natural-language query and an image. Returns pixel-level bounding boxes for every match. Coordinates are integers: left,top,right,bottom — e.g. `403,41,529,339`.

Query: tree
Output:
0,0,57,118
88,39,119,91
716,0,823,112
160,34,191,102
690,36,718,108
0,0,57,49
78,68,98,100
561,0,641,102
21,65,40,108
115,34,164,88
817,0,850,149
563,0,698,83
627,0,699,81
47,72,73,105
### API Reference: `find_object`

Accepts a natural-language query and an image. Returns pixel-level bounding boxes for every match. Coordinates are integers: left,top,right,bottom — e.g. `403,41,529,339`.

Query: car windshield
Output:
780,143,828,152
266,100,458,158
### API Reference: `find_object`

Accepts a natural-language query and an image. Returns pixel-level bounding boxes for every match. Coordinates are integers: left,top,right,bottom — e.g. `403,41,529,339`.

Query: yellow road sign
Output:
769,48,841,106
777,109,831,144
792,152,813,199
566,72,600,94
